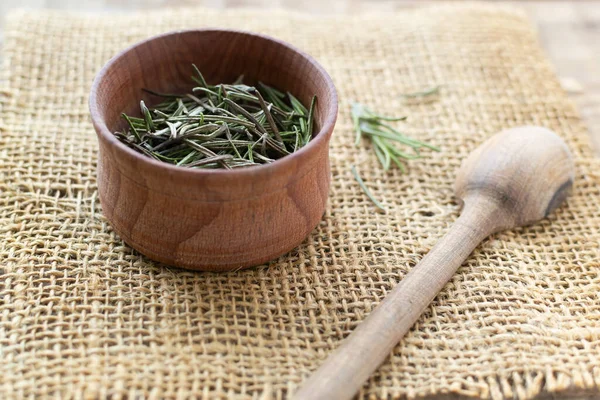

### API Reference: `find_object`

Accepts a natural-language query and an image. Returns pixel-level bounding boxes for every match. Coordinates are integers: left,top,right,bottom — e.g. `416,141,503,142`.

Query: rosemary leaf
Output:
351,166,386,213
401,85,441,99
140,101,155,132
191,64,209,88
115,65,316,169
306,96,317,144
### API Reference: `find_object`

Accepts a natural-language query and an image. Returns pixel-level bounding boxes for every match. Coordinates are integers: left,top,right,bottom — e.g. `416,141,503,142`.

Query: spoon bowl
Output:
455,126,575,231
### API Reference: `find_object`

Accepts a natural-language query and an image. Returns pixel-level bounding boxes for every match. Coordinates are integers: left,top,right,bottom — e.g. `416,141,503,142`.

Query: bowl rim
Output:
89,28,338,178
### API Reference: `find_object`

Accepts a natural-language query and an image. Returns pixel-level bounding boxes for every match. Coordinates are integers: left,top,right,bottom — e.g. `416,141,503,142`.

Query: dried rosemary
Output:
351,166,386,212
114,65,317,169
351,101,441,211
400,85,441,99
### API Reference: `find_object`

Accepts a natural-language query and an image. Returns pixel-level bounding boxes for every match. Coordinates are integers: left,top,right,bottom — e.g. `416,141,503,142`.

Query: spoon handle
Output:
294,205,494,400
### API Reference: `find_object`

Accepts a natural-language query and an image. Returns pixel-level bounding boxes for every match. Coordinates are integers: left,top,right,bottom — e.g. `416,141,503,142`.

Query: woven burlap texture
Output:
2,4,600,400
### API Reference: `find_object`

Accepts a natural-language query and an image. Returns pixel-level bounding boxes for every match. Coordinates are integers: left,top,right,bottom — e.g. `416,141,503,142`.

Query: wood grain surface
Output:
294,126,576,400
89,29,338,271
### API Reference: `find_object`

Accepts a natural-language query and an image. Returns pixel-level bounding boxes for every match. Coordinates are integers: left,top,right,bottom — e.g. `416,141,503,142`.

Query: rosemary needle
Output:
115,65,317,169
400,85,441,99
351,165,386,213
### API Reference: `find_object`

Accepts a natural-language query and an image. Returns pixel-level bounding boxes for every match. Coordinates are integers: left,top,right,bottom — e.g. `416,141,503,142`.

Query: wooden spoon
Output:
294,126,575,400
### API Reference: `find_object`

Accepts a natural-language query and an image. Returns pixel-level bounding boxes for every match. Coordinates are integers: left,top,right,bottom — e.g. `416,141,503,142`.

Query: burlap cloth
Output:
1,4,600,399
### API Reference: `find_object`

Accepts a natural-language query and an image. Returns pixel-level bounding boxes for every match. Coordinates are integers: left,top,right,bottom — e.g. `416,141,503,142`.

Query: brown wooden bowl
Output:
89,30,338,271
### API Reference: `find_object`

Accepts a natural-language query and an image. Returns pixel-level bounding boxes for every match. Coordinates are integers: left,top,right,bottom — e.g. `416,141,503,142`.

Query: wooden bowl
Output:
89,30,338,271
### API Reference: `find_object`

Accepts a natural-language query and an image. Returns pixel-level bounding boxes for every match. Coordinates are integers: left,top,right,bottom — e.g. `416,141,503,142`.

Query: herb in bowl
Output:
115,65,317,170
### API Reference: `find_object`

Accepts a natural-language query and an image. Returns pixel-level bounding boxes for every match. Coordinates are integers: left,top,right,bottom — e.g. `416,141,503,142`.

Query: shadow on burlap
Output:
1,4,599,399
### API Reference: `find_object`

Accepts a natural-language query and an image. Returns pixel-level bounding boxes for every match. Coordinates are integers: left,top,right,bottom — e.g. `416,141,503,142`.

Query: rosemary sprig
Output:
351,101,441,209
114,65,317,169
352,102,440,172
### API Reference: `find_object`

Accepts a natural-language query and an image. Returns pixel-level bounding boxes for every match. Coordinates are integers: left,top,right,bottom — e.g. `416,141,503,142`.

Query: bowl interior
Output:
93,30,336,141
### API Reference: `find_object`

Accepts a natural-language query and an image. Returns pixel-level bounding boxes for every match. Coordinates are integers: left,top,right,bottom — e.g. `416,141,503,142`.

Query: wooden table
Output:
522,1,600,155
0,1,598,154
